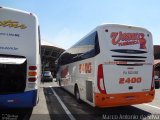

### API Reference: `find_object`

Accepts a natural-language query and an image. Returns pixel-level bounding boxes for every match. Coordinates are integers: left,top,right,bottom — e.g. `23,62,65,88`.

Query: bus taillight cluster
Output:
28,66,37,82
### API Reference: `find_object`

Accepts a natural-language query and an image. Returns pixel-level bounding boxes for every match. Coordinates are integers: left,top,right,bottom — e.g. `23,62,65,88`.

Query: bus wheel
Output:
75,86,81,103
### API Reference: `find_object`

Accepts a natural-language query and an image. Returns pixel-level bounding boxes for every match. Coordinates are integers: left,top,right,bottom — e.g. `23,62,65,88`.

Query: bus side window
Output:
58,31,100,66
79,31,100,60
95,33,100,55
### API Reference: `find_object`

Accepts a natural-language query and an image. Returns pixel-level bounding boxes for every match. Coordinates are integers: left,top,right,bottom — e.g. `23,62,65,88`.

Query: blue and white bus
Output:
0,7,41,108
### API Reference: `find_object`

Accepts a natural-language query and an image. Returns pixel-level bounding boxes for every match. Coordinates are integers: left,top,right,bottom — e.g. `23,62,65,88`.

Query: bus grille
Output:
112,55,147,66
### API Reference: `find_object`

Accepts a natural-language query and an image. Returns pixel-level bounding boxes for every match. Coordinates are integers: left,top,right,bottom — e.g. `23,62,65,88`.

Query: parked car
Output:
155,75,160,89
42,71,53,82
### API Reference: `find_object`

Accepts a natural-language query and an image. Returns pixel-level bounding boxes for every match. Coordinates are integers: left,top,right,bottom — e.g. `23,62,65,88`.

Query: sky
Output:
1,0,160,49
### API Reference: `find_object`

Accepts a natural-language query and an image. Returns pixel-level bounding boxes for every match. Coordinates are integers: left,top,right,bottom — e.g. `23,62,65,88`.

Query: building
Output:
154,45,160,77
41,41,64,77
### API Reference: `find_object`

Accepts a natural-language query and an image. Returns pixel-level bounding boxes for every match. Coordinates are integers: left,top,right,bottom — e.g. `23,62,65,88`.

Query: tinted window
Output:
58,31,100,65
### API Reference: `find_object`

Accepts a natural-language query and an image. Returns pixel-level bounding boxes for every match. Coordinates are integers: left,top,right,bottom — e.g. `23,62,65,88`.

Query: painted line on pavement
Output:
144,104,160,110
49,86,76,120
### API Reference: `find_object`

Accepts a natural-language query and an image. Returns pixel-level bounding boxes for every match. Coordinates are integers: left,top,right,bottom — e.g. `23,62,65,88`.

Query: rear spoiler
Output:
0,57,26,64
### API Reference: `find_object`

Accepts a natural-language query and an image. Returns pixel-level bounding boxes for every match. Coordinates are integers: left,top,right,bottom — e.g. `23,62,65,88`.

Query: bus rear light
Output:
28,71,37,76
97,64,106,94
29,66,37,70
28,77,37,82
99,78,105,91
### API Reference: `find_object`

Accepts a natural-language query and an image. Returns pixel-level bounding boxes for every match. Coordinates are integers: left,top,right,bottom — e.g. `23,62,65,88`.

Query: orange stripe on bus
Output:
94,90,155,108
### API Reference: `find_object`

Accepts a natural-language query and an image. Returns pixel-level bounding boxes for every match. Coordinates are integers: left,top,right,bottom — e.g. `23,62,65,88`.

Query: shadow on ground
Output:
43,87,152,120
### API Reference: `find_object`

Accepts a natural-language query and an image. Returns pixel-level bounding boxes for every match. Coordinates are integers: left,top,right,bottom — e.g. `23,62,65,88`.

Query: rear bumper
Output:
94,90,155,108
0,90,37,108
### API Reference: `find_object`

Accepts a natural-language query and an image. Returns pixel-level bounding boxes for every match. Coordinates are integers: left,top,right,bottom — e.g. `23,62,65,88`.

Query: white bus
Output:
56,24,155,108
0,7,41,108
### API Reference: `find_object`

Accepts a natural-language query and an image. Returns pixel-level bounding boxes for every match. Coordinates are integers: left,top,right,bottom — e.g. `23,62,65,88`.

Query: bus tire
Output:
75,85,81,103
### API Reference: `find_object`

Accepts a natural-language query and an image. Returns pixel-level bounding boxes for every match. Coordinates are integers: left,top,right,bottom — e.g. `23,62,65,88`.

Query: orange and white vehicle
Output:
56,24,155,108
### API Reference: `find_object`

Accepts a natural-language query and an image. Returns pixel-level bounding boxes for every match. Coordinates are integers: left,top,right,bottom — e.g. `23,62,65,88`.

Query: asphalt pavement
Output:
1,80,160,120
31,80,160,120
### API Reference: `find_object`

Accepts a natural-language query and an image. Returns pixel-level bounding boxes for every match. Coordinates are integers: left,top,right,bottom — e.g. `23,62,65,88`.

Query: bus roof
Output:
66,24,151,51
97,23,151,33
0,6,38,19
